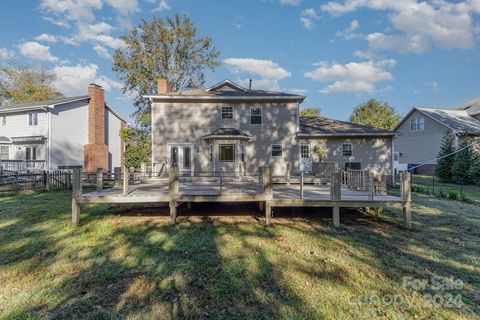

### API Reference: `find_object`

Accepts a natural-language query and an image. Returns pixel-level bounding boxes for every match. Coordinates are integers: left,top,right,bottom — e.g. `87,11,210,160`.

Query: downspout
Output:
43,105,54,171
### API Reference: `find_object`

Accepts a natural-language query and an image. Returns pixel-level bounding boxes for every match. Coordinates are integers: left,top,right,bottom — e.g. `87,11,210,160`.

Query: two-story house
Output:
0,84,128,172
393,98,480,174
147,79,395,177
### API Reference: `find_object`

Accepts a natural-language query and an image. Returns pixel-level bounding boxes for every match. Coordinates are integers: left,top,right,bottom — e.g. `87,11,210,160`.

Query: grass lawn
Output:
0,190,479,319
411,174,480,204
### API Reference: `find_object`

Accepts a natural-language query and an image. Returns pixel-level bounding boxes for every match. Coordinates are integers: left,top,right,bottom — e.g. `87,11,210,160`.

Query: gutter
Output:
144,94,306,102
297,132,396,138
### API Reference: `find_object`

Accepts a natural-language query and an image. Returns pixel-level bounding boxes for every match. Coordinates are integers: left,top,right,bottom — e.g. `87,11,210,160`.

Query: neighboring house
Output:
147,79,395,177
0,84,128,172
394,100,480,174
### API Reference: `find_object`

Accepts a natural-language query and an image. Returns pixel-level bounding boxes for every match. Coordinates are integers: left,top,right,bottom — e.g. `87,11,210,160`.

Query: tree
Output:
349,99,400,130
300,107,321,118
120,127,151,169
0,66,63,104
113,14,220,130
468,140,480,185
435,129,455,182
451,135,474,184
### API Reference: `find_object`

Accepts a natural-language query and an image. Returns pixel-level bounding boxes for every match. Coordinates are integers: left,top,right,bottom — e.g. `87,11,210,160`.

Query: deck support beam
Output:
96,168,103,192
401,172,412,229
71,167,82,226
333,206,340,228
170,200,177,225
331,171,341,227
265,203,272,226
169,166,179,225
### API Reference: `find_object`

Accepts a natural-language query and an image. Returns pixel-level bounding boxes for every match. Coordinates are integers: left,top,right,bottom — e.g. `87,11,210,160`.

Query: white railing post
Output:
300,171,304,199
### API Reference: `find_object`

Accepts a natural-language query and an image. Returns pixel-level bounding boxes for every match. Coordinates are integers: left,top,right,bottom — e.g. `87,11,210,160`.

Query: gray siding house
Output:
0,84,128,172
147,79,395,177
394,99,480,174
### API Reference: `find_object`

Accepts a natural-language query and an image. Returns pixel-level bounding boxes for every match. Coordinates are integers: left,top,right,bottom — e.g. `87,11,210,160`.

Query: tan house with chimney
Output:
146,79,395,177
0,84,128,172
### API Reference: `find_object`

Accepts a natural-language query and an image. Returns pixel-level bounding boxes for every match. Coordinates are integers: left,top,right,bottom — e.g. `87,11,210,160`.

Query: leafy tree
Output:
349,99,400,130
120,127,151,169
451,135,474,184
468,142,480,185
300,107,321,118
113,14,220,130
435,129,455,182
0,66,63,104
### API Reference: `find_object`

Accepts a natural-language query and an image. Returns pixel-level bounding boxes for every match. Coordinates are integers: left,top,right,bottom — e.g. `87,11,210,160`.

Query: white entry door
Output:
300,144,312,172
167,144,193,174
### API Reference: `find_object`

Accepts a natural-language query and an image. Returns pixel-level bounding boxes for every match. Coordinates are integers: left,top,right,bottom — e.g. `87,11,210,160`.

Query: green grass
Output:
411,174,480,204
0,190,479,319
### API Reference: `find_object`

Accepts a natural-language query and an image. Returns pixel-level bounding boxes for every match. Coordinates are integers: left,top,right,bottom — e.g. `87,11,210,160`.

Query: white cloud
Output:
335,19,361,39
53,63,121,95
93,45,112,59
39,0,103,23
287,88,307,95
300,8,319,30
304,59,396,94
0,48,14,59
62,22,125,49
426,80,439,91
321,0,480,52
280,0,302,6
18,41,59,62
35,33,58,43
224,58,291,91
103,0,138,15
152,0,171,12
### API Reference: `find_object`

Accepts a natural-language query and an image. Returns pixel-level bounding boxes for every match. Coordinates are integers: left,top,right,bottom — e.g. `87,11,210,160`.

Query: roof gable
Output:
206,80,248,92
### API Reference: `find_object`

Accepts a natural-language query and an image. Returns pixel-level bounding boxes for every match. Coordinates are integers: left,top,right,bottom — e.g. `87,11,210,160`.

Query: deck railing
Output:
0,160,45,172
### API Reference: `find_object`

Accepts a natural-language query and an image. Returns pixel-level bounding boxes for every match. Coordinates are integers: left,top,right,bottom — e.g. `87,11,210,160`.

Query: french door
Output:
167,143,193,174
300,143,312,172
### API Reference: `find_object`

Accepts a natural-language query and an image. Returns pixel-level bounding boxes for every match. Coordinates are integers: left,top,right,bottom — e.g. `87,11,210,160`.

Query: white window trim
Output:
1,115,6,126
250,106,262,125
219,144,236,162
271,144,283,157
300,143,311,159
221,106,234,120
410,117,425,132
341,143,353,157
393,152,400,161
28,112,38,126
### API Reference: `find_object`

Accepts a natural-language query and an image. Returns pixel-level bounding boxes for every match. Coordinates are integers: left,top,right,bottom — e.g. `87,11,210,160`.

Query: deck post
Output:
286,162,291,185
96,168,103,192
265,202,272,226
219,168,223,194
263,165,273,200
401,172,412,229
72,167,82,226
300,171,304,199
331,171,341,227
113,167,121,188
43,170,50,192
123,165,129,196
368,172,374,201
169,166,179,225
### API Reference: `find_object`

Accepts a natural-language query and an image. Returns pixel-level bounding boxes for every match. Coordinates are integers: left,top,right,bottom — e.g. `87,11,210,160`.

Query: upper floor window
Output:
28,112,38,126
394,152,400,161
250,106,262,125
271,144,283,157
1,115,6,126
342,143,353,157
410,117,424,132
221,106,233,119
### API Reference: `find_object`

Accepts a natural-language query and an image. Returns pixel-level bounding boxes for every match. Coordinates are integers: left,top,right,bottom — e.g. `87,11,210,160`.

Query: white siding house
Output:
0,84,128,172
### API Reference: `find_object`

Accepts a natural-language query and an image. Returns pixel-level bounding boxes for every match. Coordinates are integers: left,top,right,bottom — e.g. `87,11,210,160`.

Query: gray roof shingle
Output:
204,127,251,139
299,117,394,136
417,108,480,134
1,96,89,110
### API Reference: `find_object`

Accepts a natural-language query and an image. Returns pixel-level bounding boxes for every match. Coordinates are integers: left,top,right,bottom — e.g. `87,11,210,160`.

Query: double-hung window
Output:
1,115,6,126
250,106,262,124
342,143,353,157
410,117,425,131
221,106,233,119
219,144,235,162
0,146,8,160
271,145,283,157
28,112,38,126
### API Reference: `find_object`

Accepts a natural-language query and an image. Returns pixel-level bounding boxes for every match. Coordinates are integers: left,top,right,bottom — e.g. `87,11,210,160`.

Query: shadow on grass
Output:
1,191,478,318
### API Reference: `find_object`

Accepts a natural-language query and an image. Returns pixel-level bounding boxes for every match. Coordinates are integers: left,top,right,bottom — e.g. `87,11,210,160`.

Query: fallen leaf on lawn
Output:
274,235,284,242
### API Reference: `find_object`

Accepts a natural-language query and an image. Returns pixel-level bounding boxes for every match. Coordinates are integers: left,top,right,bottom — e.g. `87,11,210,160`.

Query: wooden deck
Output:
72,167,412,229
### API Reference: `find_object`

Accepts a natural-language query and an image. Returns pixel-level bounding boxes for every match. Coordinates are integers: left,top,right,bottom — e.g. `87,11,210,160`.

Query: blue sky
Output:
0,0,479,123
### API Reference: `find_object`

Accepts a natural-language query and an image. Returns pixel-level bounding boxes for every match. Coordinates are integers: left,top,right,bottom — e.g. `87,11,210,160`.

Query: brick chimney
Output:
83,83,109,172
157,78,171,94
